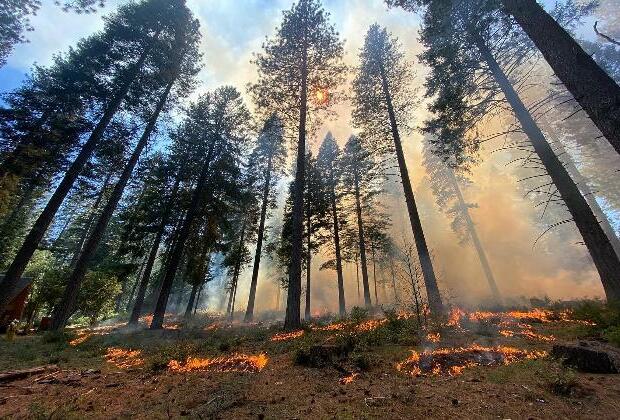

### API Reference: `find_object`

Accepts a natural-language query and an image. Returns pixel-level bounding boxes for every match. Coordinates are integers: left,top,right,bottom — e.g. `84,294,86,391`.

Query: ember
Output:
270,330,305,341
356,319,387,332
168,353,269,373
105,347,144,369
397,344,547,376
339,372,359,384
313,322,347,331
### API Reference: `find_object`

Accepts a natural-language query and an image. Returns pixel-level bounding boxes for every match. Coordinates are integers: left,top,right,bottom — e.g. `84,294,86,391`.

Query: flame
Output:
313,322,347,331
397,344,547,376
168,353,269,373
105,347,144,369
356,319,387,332
447,308,466,328
426,332,441,343
339,372,359,384
270,330,305,341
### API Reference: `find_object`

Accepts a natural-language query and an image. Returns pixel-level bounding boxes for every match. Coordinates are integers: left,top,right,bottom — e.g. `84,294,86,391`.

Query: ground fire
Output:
168,353,269,373
396,344,548,376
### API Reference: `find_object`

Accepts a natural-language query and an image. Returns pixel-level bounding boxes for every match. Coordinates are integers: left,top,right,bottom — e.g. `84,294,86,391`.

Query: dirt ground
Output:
1,310,619,419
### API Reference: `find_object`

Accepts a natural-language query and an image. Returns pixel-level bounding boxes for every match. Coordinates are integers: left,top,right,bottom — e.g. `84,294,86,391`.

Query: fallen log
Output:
0,365,58,383
552,341,620,373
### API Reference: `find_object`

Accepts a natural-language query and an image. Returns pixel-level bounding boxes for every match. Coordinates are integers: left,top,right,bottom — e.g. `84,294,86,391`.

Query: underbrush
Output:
572,300,620,346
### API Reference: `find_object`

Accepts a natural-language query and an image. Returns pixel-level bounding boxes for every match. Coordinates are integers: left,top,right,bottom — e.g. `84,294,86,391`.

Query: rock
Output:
551,341,620,373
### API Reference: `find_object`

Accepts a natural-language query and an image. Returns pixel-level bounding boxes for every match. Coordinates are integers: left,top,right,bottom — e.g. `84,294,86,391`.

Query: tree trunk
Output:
378,63,444,314
150,136,218,330
244,154,273,322
329,167,346,317
502,0,620,156
284,28,308,331
355,255,361,304
125,256,147,312
69,171,113,268
372,244,378,306
0,37,156,314
184,283,199,319
475,34,620,302
390,257,398,303
354,171,372,307
227,219,246,321
194,282,204,315
448,167,502,304
51,79,174,330
128,173,183,325
541,119,620,259
304,209,312,320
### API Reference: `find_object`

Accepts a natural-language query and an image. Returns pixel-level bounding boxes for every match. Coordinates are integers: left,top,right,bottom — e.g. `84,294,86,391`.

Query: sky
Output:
1,0,619,315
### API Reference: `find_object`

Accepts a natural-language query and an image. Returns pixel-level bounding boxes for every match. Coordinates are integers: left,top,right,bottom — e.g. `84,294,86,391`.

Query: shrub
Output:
349,306,369,324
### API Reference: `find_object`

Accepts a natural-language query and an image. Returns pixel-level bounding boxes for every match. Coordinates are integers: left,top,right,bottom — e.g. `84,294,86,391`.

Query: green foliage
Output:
349,306,369,323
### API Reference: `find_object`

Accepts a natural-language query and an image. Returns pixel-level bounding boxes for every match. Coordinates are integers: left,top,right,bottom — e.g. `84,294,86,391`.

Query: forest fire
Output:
426,332,441,343
270,330,305,341
168,353,269,373
397,344,547,376
356,319,387,332
105,347,144,369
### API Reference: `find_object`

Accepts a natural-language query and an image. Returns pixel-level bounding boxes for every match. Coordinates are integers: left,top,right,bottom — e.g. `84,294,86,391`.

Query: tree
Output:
316,132,346,317
419,0,620,301
422,138,502,304
50,1,201,330
352,24,443,313
0,0,106,67
150,87,251,330
302,151,329,320
249,0,345,330
339,135,377,308
388,0,620,157
0,0,192,315
244,115,286,322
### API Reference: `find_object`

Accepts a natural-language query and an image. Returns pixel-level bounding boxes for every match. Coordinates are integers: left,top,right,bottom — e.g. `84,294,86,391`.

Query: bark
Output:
378,63,444,314
475,34,620,302
184,282,199,319
150,135,218,330
304,210,312,320
354,170,372,307
0,37,156,314
244,154,273,322
284,27,308,330
502,0,620,156
50,78,174,330
329,166,346,317
128,171,183,325
448,168,502,304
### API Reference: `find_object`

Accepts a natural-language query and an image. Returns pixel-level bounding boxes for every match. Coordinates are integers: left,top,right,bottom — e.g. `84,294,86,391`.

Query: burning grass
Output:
105,347,144,369
397,344,547,377
425,332,441,343
168,353,269,373
270,330,305,342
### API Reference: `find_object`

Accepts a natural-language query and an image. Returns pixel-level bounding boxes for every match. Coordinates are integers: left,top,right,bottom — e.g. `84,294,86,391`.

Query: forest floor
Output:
1,307,619,419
